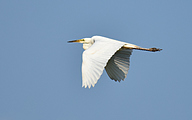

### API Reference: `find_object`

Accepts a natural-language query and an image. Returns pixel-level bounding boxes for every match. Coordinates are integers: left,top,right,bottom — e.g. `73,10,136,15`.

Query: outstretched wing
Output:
82,36,125,88
105,48,132,82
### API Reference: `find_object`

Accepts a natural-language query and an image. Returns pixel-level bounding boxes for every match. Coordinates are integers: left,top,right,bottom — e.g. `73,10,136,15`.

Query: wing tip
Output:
82,83,96,89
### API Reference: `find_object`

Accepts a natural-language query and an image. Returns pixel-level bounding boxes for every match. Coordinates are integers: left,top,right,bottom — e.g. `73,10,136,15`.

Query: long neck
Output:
83,38,95,50
83,43,93,50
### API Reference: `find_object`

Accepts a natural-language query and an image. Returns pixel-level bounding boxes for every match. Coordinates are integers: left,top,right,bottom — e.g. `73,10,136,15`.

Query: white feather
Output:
68,35,162,88
105,48,132,82
82,36,125,88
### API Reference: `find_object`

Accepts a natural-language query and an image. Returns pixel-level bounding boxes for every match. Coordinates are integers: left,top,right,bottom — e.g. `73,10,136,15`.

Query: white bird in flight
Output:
68,36,162,88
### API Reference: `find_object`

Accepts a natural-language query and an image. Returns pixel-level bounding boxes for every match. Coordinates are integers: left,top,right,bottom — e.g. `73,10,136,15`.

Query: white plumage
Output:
68,36,162,88
105,48,132,82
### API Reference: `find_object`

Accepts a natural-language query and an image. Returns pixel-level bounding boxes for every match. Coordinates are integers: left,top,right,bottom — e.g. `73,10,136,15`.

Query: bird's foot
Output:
149,48,162,52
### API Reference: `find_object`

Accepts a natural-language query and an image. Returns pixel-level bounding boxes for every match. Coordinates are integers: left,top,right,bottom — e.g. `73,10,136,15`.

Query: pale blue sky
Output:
0,0,192,120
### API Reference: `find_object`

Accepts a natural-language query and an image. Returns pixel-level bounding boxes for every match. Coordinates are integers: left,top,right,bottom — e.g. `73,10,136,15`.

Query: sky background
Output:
0,0,192,120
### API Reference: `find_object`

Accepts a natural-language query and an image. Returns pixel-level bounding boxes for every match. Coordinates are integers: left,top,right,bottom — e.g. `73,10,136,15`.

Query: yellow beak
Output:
68,39,83,43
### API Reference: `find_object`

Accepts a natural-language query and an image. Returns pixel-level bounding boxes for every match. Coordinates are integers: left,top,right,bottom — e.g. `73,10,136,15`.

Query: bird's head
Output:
68,38,95,50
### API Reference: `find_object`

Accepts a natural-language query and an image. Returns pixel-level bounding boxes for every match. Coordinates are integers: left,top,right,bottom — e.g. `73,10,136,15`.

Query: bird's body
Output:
68,36,162,88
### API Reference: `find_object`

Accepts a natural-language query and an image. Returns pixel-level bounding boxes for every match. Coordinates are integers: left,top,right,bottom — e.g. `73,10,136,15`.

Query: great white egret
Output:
68,36,162,88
